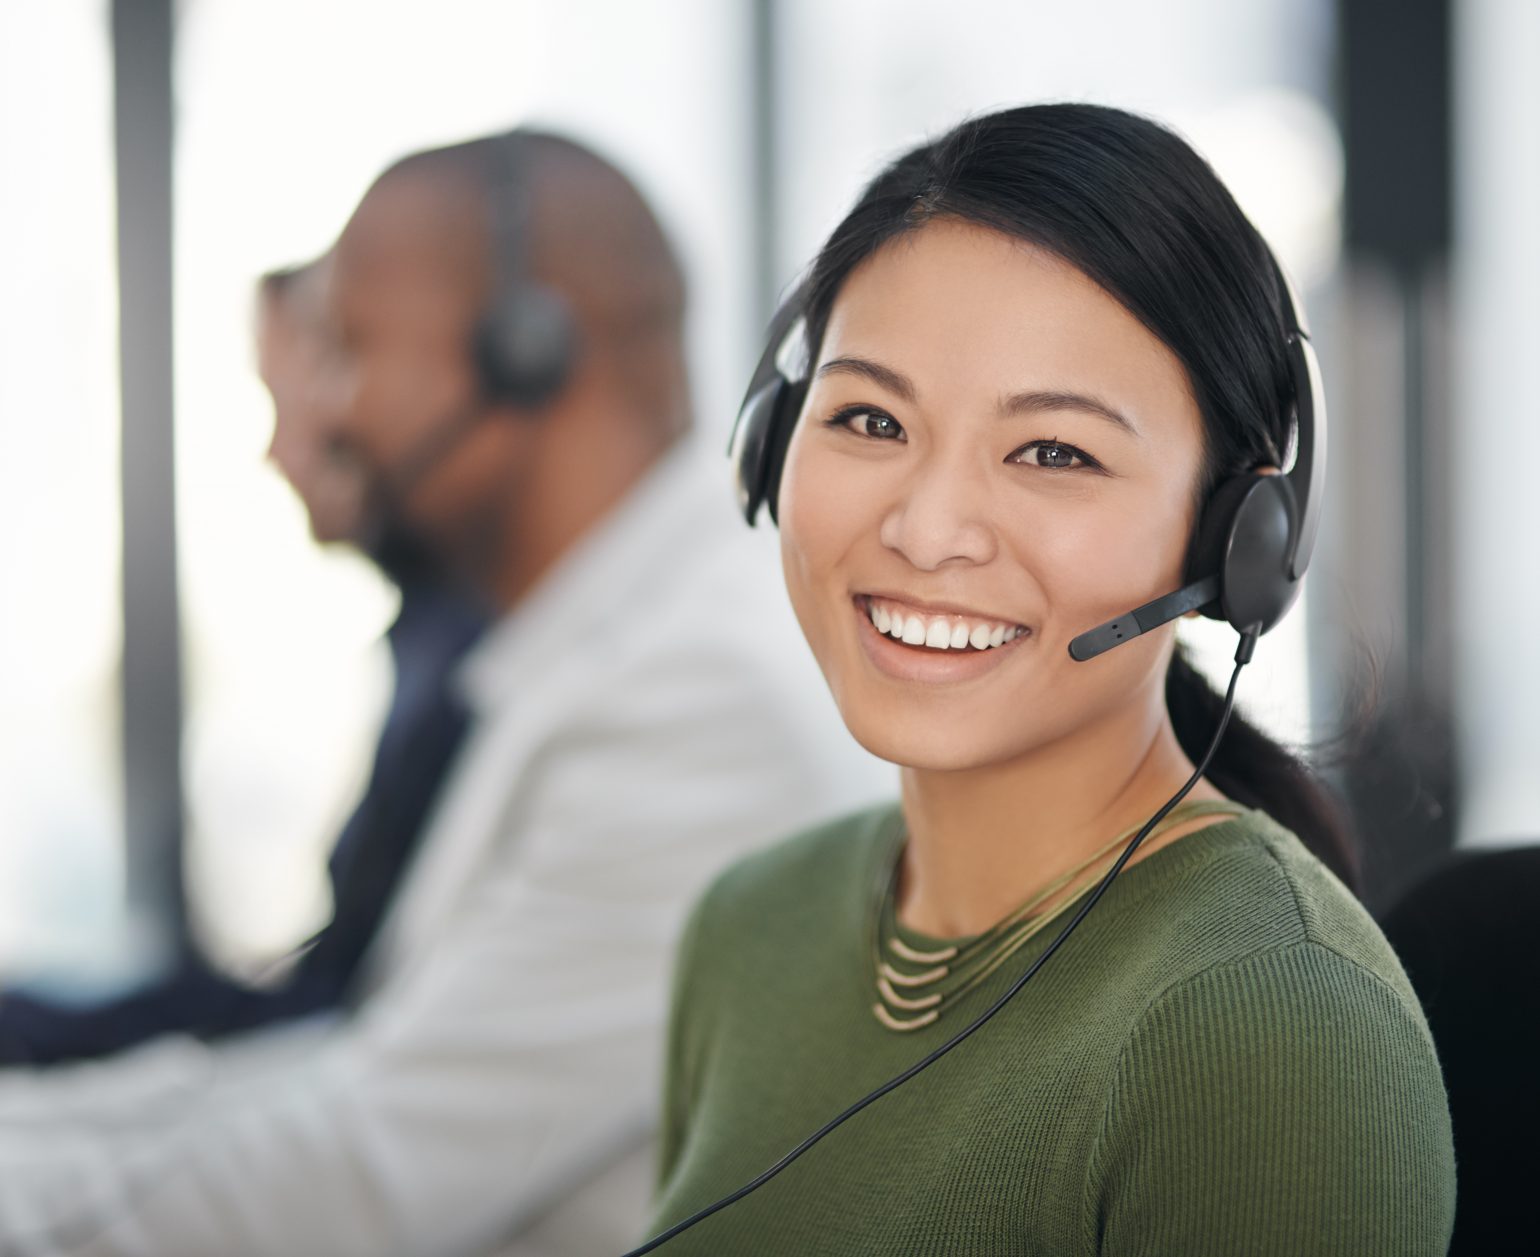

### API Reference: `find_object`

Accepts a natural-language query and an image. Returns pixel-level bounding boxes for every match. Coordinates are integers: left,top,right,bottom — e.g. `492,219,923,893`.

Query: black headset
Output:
364,130,581,511
470,129,578,411
728,252,1326,664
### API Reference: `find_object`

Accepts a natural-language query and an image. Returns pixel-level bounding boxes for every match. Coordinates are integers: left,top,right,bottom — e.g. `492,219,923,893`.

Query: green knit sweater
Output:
646,805,1456,1255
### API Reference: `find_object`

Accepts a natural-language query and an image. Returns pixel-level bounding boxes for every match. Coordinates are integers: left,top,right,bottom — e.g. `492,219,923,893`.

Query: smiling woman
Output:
638,104,1456,1257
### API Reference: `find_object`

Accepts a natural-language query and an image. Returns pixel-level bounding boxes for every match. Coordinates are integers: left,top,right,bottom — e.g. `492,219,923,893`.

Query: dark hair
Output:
799,103,1358,887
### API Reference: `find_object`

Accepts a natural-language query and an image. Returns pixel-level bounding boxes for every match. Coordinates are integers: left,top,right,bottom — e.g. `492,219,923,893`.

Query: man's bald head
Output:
332,132,690,438
384,132,686,344
326,131,694,607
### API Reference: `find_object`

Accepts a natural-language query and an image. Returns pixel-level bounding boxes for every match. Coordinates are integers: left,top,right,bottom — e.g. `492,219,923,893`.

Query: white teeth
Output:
866,598,1026,654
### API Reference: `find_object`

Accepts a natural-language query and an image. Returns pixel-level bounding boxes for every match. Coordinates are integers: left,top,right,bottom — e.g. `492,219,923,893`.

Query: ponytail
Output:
1167,649,1360,890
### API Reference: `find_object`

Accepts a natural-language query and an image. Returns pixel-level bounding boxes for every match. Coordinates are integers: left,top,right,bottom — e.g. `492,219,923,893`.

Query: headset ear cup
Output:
729,375,806,526
731,378,785,524
474,285,578,410
1186,474,1259,621
1219,474,1299,634
762,378,807,526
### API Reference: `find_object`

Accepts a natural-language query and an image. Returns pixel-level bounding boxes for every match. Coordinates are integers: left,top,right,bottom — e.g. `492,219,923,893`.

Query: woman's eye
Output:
1009,440,1096,471
828,407,905,441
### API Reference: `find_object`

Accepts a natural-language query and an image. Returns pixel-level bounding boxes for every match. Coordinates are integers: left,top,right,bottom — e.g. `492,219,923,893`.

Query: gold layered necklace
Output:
869,799,1247,1032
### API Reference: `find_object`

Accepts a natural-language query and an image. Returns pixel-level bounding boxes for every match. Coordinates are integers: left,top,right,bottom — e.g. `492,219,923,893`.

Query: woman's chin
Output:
837,708,1030,775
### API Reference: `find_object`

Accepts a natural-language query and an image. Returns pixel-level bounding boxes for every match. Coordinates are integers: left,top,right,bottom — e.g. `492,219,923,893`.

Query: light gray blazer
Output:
0,439,893,1257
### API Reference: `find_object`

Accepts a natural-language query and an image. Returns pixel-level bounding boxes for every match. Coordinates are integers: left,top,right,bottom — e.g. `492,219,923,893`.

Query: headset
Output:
729,255,1324,656
624,248,1326,1255
471,129,578,411
362,130,581,510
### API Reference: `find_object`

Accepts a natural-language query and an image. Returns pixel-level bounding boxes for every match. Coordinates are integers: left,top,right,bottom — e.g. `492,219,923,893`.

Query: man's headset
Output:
367,130,580,506
472,129,578,411
624,250,1326,1256
728,254,1325,660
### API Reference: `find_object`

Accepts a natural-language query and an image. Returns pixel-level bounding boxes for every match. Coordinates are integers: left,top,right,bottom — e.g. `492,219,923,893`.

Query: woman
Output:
644,104,1455,1255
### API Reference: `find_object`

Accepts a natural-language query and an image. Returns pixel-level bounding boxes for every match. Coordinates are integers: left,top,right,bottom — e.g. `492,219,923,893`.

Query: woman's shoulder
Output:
1090,813,1456,1251
1158,809,1419,1007
666,802,900,1046
1102,810,1449,1122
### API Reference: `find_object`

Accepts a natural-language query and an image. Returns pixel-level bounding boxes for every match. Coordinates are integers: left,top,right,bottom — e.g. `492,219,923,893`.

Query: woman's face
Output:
778,219,1208,771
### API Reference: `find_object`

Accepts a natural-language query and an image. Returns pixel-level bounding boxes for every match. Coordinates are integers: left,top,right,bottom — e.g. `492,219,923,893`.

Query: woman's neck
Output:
895,694,1223,938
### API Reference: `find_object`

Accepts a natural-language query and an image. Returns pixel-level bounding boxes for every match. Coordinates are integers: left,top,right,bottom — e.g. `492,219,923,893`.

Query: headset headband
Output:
488,132,536,311
1269,255,1325,580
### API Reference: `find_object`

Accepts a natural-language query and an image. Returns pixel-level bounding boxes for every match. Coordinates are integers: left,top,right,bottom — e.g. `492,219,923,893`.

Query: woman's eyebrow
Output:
999,389,1140,436
815,355,916,403
814,359,1140,437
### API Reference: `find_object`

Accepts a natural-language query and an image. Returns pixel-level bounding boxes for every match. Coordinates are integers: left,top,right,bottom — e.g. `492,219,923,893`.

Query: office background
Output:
0,0,1534,989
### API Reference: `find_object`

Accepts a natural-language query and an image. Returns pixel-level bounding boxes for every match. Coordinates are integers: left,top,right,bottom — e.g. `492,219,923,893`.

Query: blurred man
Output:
0,261,488,1066
0,130,887,1256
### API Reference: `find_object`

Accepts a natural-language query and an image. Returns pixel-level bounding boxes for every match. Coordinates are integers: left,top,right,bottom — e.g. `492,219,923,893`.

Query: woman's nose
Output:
878,459,998,571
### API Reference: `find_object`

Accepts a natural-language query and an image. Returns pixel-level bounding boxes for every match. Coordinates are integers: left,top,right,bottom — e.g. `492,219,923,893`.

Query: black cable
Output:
623,626,1260,1256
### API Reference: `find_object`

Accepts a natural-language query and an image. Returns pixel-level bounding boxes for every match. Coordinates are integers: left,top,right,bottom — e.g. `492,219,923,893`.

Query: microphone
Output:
1067,575,1219,662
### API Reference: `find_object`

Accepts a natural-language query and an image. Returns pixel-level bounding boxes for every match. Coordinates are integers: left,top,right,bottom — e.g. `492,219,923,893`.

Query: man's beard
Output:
357,483,505,609
362,503,446,591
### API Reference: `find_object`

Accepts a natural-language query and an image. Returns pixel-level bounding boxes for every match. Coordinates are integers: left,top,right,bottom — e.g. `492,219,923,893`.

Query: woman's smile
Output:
853,593,1031,684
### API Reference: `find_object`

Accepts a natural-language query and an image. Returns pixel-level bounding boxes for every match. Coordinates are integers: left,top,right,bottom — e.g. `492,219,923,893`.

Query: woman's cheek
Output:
1045,488,1190,634
778,420,843,516
776,433,847,651
1002,509,1121,645
777,429,876,573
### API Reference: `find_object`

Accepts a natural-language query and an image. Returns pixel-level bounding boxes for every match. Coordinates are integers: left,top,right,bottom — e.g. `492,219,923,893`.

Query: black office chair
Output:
1379,845,1540,1256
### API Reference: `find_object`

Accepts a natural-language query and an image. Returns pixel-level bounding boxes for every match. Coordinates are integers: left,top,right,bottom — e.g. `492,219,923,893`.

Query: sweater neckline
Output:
879,805,1270,954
